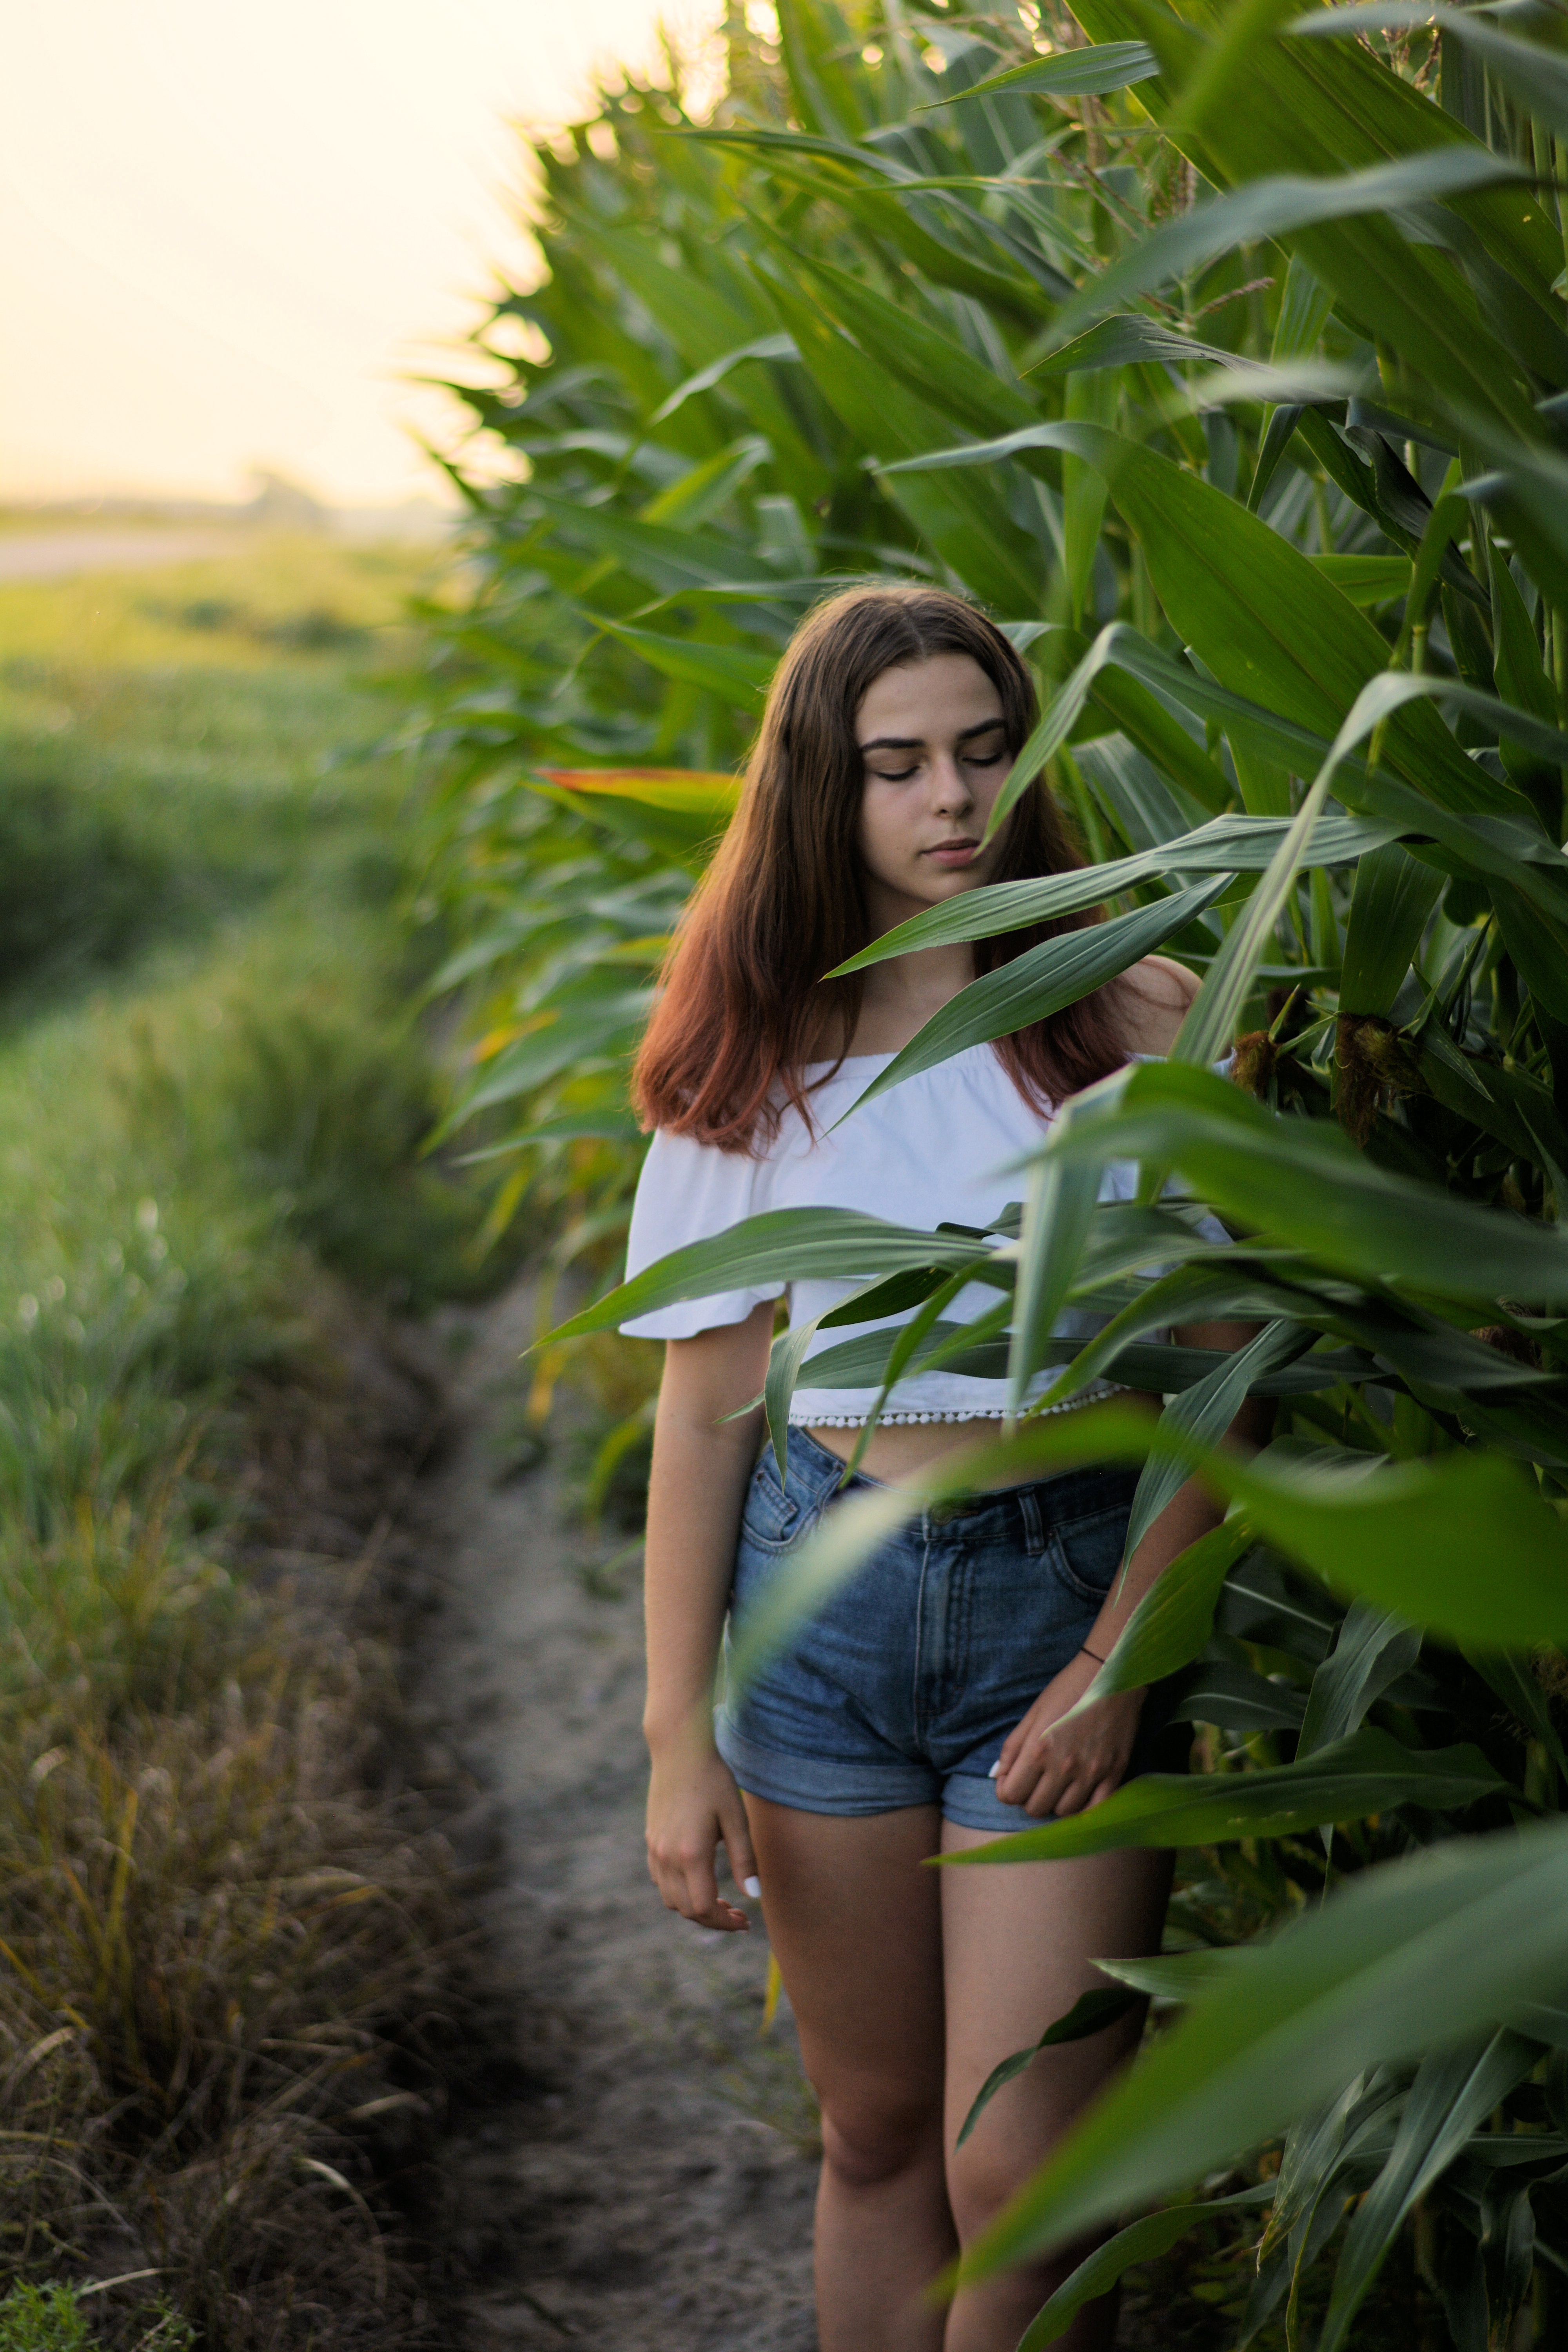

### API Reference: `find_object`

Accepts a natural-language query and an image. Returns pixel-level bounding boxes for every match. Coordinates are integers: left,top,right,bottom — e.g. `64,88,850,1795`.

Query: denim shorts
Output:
716,1425,1173,1836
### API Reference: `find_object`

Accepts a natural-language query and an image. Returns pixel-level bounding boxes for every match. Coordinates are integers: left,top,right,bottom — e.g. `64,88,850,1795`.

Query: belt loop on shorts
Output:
1017,1485,1045,1555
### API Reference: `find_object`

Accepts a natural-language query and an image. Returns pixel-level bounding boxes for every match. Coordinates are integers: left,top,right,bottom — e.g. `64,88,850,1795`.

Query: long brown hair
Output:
632,583,1125,1152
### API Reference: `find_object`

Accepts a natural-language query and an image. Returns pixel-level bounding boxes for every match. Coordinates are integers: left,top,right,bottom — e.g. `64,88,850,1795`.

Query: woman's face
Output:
854,652,1011,922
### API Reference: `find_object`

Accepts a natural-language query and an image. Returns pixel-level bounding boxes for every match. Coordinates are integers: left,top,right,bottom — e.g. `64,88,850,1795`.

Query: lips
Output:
924,838,980,864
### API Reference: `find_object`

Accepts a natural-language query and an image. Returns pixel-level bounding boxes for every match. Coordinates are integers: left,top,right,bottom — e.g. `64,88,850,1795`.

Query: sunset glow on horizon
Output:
1,0,725,509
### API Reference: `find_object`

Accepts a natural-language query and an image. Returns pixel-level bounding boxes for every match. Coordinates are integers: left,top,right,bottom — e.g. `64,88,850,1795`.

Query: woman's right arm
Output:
642,1298,775,1933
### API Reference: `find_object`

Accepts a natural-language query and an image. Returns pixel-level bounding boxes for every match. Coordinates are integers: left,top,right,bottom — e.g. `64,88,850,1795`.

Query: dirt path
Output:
419,1277,818,2349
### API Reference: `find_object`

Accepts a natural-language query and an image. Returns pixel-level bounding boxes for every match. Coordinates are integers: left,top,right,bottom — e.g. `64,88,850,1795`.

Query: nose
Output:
929,752,975,816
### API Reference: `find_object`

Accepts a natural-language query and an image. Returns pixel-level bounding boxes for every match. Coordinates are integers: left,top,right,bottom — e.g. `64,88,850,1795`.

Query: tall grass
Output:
0,539,494,2346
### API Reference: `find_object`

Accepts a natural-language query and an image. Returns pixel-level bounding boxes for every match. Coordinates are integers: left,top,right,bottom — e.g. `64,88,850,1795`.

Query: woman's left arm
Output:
994,1317,1270,1819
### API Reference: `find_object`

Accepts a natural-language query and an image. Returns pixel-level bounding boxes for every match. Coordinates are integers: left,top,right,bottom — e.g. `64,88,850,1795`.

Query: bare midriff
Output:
805,1394,1149,1489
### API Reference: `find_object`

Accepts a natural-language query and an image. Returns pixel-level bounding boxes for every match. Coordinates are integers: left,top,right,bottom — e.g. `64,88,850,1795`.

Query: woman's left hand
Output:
994,1651,1145,1818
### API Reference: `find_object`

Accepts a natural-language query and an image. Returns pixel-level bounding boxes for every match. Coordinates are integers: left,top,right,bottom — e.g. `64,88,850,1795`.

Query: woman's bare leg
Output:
746,1796,955,2352
940,1826,1172,2352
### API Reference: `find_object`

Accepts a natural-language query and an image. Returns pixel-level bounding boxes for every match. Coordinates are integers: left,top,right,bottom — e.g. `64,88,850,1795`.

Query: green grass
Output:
0,537,432,1016
0,2283,193,2352
0,538,491,1546
0,535,492,2347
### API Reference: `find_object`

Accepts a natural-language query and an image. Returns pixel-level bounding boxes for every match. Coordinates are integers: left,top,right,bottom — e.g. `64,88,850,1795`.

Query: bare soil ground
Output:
416,1278,818,2350
407,1284,1259,2352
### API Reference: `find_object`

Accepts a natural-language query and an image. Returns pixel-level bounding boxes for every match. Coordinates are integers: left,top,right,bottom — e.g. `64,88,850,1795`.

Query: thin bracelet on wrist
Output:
1080,1643,1108,1666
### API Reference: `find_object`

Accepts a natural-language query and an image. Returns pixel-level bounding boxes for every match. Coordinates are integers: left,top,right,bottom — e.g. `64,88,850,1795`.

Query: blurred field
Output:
0,536,492,2350
0,537,434,1002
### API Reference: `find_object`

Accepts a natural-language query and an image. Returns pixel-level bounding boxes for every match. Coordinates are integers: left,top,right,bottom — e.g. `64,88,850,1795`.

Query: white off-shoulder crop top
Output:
620,1043,1221,1428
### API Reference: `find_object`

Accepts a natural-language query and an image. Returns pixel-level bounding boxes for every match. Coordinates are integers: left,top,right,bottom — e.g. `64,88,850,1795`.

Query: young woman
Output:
621,585,1254,2352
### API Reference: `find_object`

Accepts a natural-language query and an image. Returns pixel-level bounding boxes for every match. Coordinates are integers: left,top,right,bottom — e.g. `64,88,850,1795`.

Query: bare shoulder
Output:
1116,954,1200,1059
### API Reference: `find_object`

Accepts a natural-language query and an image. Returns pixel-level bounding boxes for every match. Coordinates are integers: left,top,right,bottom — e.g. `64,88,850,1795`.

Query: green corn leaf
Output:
971,617,1356,840
639,434,771,527
1273,248,1337,362
1163,0,1317,149
1040,149,1528,352
1492,885,1568,1025
1410,1035,1568,1188
1074,733,1209,852
1308,554,1413,607
1247,401,1305,512
1317,2031,1538,2352
1298,1602,1423,1759
828,810,1397,973
431,989,653,1138
840,876,1232,1115
926,40,1161,109
1121,1321,1306,1568
1031,1255,1315,1419
1347,781,1568,933
578,614,777,705
1099,1949,1250,2003
1073,639,1236,813
1167,1657,1309,1734
1319,668,1568,777
1458,1643,1568,1789
1063,369,1116,626
759,1388,1568,1659
939,1725,1505,1863
1488,537,1560,801
693,124,1074,304
798,1327,1366,1399
544,1208,1001,1343
1007,1138,1105,1418
1067,1518,1256,1715
470,1111,643,1152
1258,2069,1401,2270
1016,2188,1278,2351
1337,1299,1566,1405
884,1294,1018,1388
539,764,741,819
759,270,1045,611
768,242,1040,441
1071,1198,1272,1292
885,430,1516,819
1040,1058,1568,1312
1338,842,1445,1018
817,1266,955,1327
1026,313,1238,378
1170,747,1339,1069
729,1362,1568,1704
1294,5,1568,145
1225,1446,1568,1648
649,331,800,426
948,1814,1568,2282
1401,477,1473,644
839,1269,973,1480
764,1316,831,1486
1102,0,1555,419
957,1986,1145,2153
523,484,759,595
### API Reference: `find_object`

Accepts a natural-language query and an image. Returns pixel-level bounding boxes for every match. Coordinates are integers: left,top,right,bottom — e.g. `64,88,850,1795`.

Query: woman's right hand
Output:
646,1736,759,1932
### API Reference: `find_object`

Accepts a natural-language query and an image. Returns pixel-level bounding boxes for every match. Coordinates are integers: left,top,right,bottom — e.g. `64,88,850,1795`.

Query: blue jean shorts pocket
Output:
1049,1496,1135,1603
739,1447,809,1554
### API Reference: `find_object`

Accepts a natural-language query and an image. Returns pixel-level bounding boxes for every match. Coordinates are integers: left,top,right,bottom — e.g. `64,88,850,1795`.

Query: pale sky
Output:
1,0,726,507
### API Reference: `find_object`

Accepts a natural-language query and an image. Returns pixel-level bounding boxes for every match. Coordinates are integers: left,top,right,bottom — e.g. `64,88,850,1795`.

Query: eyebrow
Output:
858,717,1008,753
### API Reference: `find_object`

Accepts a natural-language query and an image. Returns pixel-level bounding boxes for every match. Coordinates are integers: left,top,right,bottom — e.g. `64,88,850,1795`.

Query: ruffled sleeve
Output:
619,1128,784,1340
